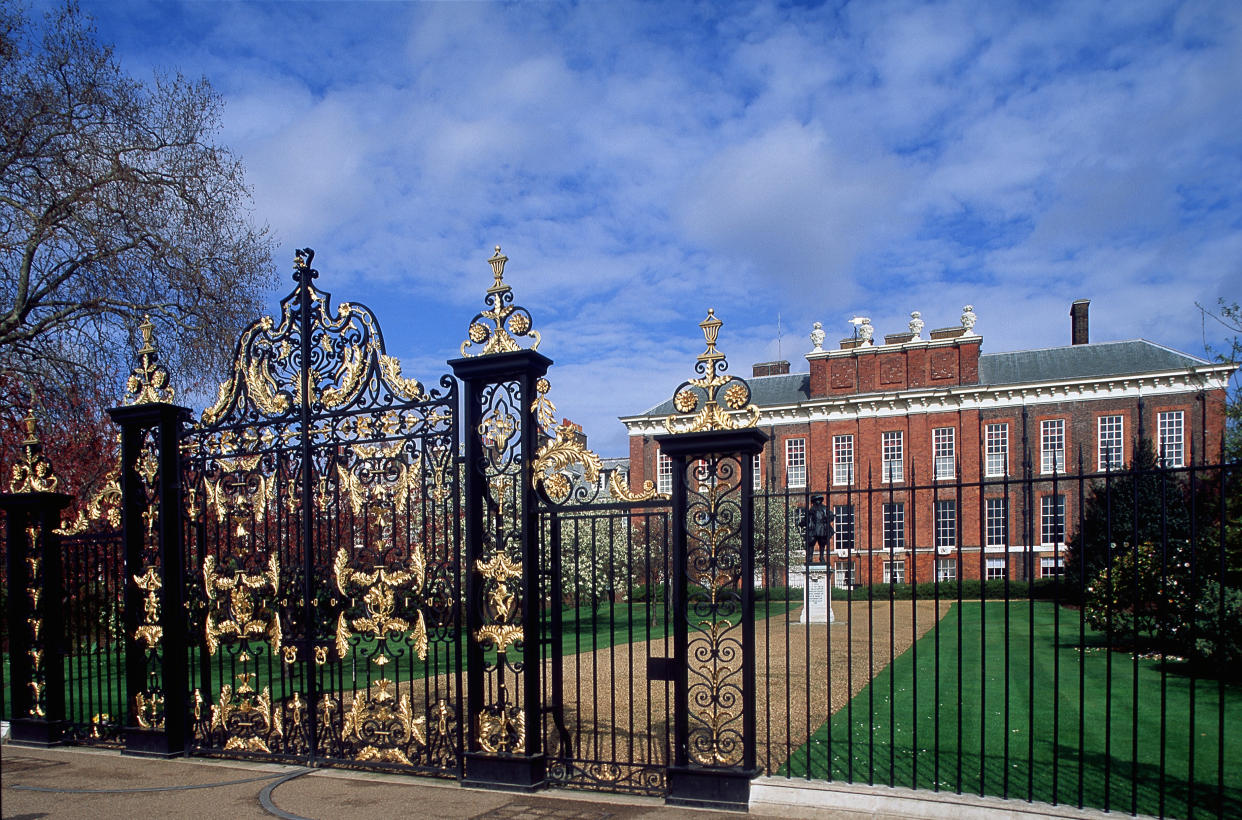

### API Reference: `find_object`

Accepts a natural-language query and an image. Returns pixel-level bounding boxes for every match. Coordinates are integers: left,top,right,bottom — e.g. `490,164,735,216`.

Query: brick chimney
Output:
1071,299,1089,345
753,360,790,377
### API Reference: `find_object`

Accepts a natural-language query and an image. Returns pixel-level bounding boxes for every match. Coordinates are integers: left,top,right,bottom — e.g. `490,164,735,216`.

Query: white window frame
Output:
1158,411,1184,468
986,558,1007,580
752,452,762,490
832,434,854,486
834,561,856,589
785,438,807,488
882,431,904,483
883,560,905,584
1041,494,1066,546
985,423,1008,478
935,557,957,582
1041,556,1066,578
985,497,1008,547
883,502,905,550
934,500,956,549
1098,415,1124,471
933,427,956,480
832,504,855,553
1041,419,1066,474
657,450,672,496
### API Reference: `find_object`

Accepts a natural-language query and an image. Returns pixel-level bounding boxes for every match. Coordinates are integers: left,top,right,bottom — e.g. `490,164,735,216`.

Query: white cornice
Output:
620,363,1235,435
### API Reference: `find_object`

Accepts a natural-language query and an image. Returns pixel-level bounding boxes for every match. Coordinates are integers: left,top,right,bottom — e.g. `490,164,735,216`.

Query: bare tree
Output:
0,1,276,402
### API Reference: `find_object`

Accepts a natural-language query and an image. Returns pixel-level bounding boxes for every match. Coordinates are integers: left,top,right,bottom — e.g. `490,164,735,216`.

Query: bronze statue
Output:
802,494,834,565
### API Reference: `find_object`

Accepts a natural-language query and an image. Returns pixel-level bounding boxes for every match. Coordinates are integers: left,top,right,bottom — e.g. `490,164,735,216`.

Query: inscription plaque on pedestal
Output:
800,565,834,624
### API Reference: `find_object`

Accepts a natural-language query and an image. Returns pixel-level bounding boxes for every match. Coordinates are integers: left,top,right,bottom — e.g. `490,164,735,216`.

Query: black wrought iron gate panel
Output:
180,252,462,774
539,499,674,795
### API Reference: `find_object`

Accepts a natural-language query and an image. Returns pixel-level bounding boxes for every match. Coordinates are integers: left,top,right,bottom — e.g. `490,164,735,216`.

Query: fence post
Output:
1,411,73,746
108,316,193,757
449,247,552,791
653,310,767,810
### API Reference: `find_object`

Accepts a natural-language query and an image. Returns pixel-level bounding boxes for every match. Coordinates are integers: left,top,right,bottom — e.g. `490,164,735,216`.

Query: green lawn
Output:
3,600,794,721
782,600,1242,820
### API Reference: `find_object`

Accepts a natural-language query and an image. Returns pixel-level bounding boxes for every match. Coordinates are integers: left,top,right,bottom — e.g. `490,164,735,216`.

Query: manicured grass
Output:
3,600,794,720
782,600,1242,820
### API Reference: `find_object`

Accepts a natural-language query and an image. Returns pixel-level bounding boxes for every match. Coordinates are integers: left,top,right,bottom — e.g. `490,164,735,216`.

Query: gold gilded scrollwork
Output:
664,309,760,434
134,691,165,730
126,315,176,405
334,443,421,527
24,530,46,717
460,246,542,357
212,682,281,753
55,474,121,536
203,455,275,537
332,546,428,661
9,411,60,493
203,554,282,655
475,707,525,754
133,564,163,647
608,470,666,502
343,679,427,765
532,424,602,503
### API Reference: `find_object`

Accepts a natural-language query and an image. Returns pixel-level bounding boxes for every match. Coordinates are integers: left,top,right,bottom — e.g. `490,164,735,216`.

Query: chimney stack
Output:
1070,299,1089,345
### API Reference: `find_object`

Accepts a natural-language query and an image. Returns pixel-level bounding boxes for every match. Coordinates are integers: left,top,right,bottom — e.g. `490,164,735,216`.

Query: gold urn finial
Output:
664,309,759,434
460,244,541,357
125,315,175,405
488,246,508,291
9,408,61,493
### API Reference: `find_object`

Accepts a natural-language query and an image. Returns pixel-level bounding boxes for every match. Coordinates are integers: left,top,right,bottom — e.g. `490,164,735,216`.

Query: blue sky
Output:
67,0,1241,455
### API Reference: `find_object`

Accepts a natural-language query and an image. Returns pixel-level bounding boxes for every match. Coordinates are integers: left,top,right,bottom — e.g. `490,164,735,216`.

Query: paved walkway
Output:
2,743,1134,820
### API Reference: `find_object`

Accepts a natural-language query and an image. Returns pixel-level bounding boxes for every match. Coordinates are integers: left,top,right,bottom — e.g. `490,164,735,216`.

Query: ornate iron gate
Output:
180,250,462,773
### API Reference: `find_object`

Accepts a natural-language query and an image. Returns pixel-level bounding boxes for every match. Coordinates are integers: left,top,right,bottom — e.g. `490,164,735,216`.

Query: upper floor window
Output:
1041,419,1066,474
1158,411,1184,468
785,438,807,488
882,431,904,483
832,435,854,486
752,452,762,490
1098,415,1124,471
933,427,956,479
985,423,1008,478
657,450,672,496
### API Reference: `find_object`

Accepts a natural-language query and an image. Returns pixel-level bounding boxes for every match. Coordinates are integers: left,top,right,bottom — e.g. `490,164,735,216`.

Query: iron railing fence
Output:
0,529,125,745
753,453,1240,820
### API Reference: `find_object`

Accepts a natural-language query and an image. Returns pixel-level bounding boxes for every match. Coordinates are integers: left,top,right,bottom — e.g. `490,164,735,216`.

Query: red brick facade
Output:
622,322,1233,588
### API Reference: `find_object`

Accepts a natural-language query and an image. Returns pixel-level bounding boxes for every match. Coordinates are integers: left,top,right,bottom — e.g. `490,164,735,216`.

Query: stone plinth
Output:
800,565,834,624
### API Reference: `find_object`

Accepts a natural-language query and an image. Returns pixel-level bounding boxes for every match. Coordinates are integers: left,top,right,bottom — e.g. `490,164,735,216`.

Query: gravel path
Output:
548,598,952,777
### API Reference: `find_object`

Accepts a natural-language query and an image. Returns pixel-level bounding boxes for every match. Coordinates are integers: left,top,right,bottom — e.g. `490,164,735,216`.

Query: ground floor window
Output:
834,561,855,589
936,558,957,582
1041,556,1065,577
883,560,905,584
986,557,1007,580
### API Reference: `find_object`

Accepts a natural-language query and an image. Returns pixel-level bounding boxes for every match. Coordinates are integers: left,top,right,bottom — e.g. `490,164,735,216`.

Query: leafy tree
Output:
0,2,275,417
1066,438,1192,590
1198,298,1241,459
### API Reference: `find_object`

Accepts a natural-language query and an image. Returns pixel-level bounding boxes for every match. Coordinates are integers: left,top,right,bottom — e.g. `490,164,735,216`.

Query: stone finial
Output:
908,311,924,341
961,304,977,336
809,321,825,352
858,317,874,346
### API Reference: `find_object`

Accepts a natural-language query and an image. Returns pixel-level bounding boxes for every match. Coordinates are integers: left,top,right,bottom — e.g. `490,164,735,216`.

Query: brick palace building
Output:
619,300,1236,587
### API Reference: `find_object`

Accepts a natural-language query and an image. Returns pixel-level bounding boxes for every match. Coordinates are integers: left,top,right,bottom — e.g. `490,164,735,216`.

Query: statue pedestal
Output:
800,565,834,624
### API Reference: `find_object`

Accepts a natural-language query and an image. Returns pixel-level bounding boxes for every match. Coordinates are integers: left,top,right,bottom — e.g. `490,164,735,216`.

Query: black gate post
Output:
652,310,767,810
1,411,73,746
109,317,193,757
449,247,551,791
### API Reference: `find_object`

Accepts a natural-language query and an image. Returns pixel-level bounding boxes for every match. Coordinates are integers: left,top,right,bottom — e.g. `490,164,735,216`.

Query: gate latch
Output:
647,657,675,681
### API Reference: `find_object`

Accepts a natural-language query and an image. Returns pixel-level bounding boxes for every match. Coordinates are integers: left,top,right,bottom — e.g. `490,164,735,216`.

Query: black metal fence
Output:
751,454,1240,820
